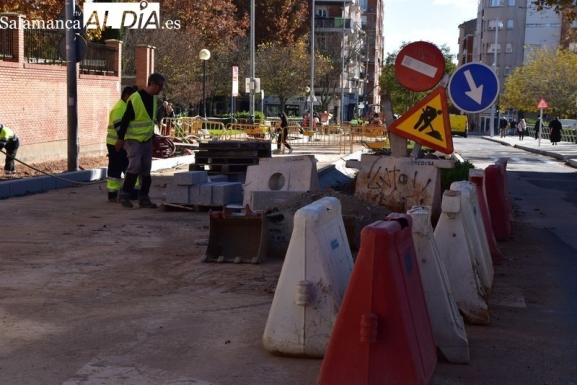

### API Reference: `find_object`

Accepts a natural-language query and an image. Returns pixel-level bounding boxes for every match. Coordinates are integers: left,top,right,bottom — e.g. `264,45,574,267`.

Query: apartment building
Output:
314,0,384,120
468,0,561,128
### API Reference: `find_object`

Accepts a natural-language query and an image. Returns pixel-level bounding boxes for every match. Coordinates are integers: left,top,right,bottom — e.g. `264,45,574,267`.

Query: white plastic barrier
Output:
434,190,490,325
450,181,494,294
408,206,469,364
243,155,320,210
263,197,353,357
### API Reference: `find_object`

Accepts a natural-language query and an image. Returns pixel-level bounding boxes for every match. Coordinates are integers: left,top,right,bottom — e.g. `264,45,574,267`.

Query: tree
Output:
255,39,321,111
379,42,456,115
162,0,248,47
534,0,577,20
232,0,310,46
500,48,577,117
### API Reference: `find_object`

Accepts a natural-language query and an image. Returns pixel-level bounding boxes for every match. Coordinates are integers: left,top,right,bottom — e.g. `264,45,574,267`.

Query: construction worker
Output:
106,86,137,202
115,73,165,208
0,123,20,175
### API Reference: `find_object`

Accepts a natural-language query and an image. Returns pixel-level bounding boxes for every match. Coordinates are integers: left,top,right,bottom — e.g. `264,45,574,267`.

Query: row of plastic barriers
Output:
261,159,513,384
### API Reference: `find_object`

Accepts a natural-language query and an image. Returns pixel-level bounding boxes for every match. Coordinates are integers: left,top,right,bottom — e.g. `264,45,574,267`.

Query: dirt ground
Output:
0,159,576,384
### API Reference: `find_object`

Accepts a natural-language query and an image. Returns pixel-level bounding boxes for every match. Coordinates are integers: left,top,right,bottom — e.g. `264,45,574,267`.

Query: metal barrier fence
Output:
160,117,226,140
157,118,395,154
222,122,271,141
350,124,389,150
525,126,576,143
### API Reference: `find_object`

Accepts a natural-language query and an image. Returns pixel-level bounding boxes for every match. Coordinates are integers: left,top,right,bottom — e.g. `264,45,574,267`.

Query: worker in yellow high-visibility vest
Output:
106,86,137,202
115,73,165,209
0,123,20,175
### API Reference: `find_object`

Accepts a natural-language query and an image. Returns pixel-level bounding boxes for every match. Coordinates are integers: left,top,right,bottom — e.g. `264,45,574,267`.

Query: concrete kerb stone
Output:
1,154,196,201
0,168,107,200
481,136,577,168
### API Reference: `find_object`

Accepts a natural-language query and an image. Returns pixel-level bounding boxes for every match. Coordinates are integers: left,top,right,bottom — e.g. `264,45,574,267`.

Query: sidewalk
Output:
481,134,577,168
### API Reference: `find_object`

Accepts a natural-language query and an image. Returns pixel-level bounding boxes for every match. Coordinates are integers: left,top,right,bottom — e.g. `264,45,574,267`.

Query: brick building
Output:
0,12,154,165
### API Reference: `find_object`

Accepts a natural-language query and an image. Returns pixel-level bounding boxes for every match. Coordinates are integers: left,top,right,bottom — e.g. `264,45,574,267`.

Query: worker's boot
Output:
108,191,118,203
118,192,133,208
139,196,157,209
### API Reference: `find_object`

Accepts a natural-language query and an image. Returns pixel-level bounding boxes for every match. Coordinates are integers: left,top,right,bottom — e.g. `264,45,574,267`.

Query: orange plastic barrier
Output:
469,170,502,265
484,164,512,241
318,213,436,385
495,158,514,223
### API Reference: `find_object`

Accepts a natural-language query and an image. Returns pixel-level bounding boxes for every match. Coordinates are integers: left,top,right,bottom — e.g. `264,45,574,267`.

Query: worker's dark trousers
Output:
4,137,19,173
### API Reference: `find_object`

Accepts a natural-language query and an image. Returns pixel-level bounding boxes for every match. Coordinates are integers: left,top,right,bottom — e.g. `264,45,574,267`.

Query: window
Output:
508,0,515,5
487,43,501,53
490,0,504,6
495,66,500,75
505,43,513,53
316,8,327,18
504,66,511,75
488,20,503,30
507,19,514,29
569,42,577,52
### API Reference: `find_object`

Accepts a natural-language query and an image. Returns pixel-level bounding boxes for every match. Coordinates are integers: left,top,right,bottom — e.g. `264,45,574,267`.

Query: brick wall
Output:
0,61,120,163
0,13,135,164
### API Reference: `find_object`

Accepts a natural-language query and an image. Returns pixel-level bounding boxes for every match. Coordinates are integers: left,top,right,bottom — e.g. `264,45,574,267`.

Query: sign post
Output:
537,97,548,147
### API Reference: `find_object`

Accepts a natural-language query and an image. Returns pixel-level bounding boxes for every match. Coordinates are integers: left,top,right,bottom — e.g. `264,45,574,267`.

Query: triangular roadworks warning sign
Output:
537,97,548,109
389,87,453,154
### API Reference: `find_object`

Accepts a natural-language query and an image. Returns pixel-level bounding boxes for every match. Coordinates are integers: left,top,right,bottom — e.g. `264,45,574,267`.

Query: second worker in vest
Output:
115,73,165,208
106,86,137,202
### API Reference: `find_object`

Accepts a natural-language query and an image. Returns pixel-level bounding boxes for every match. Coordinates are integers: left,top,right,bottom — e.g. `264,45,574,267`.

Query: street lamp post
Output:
304,86,310,114
199,49,211,120
489,19,502,137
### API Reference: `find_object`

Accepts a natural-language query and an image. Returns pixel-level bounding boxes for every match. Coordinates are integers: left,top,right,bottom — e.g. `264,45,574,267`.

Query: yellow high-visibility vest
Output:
106,99,128,145
125,92,157,142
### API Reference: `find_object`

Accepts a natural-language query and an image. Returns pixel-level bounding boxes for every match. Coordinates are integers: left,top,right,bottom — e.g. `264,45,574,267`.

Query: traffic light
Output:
496,105,500,113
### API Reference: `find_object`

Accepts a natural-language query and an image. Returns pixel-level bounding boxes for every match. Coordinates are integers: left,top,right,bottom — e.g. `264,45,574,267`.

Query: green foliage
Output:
224,110,266,121
440,160,475,192
379,42,456,116
501,48,577,118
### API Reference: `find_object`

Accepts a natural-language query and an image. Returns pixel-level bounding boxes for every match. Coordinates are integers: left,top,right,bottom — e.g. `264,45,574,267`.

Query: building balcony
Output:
315,17,352,31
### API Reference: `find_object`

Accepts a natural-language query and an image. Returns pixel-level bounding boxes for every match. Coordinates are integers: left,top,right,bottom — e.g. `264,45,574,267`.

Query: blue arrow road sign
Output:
448,62,500,114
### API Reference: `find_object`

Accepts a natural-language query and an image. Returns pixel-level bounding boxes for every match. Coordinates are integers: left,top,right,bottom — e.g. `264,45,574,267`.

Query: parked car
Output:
449,114,468,138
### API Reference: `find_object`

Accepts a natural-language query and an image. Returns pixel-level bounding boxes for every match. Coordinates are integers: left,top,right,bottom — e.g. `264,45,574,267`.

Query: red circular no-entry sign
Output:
394,41,445,92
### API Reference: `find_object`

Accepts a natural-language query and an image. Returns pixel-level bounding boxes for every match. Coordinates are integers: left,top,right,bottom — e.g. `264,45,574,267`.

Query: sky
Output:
383,0,479,60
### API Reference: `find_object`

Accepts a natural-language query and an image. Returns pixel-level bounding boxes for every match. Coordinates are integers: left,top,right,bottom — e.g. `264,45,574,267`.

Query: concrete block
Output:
244,155,319,208
211,182,243,205
190,184,203,204
199,183,213,206
249,190,304,211
166,184,190,204
208,174,228,182
174,171,208,186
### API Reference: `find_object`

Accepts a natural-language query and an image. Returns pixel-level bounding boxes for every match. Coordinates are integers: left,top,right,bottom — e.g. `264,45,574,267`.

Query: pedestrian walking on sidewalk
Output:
276,112,293,154
549,117,562,145
499,117,508,138
115,73,165,208
517,118,527,141
534,118,542,140
0,123,19,175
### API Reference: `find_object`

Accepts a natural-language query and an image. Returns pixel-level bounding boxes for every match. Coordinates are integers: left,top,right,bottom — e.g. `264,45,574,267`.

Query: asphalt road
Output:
1,137,576,384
